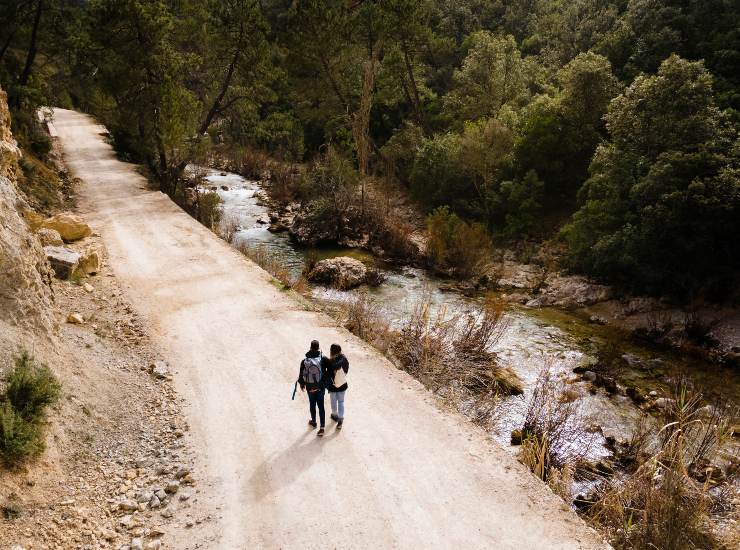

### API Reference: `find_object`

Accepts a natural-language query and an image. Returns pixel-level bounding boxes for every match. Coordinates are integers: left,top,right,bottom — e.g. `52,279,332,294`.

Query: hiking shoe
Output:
308,420,317,428
330,414,339,422
317,428,325,437
336,421,343,430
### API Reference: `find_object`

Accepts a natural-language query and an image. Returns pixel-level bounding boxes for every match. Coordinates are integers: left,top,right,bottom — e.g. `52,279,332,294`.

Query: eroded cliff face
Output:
0,87,54,333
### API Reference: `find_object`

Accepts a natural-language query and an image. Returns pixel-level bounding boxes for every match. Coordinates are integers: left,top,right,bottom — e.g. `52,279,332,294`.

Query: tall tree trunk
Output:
402,41,424,129
352,51,379,219
199,30,243,135
18,0,43,88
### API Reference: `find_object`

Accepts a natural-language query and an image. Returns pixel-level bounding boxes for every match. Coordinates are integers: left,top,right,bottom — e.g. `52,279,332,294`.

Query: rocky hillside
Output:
0,87,54,335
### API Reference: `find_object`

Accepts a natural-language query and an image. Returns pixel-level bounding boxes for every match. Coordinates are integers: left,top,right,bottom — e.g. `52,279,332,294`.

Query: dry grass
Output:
518,361,594,480
339,292,393,353
389,293,518,423
217,213,241,243
587,379,739,549
233,241,297,290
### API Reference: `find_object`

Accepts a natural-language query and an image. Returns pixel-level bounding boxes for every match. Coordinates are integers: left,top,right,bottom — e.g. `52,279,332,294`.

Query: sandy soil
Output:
52,108,610,549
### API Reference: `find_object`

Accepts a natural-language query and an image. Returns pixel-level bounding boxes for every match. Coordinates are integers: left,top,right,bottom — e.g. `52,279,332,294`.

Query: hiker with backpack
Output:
327,343,349,430
298,340,330,436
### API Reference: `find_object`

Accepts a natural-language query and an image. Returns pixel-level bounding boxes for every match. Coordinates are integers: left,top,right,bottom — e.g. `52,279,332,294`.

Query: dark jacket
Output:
327,354,349,393
298,350,331,392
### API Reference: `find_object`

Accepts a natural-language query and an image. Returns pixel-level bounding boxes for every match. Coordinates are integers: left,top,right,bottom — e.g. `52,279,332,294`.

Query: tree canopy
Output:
1,0,738,299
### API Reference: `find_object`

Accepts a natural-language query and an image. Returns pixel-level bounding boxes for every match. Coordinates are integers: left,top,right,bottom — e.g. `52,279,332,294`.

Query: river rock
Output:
37,227,64,246
267,222,289,233
653,397,676,412
535,274,612,308
45,246,81,279
41,212,91,242
306,257,369,290
495,261,545,289
582,370,597,382
136,491,154,504
501,292,530,304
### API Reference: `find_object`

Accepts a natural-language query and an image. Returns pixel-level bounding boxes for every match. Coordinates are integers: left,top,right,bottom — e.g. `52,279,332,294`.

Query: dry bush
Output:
268,162,300,205
390,294,518,423
519,361,594,479
364,197,419,260
234,242,295,289
218,213,241,243
645,309,674,336
238,148,271,179
290,276,311,296
587,379,738,549
218,146,271,179
454,297,506,359
681,308,719,349
615,415,655,468
340,292,393,353
391,297,456,388
660,379,735,477
426,206,493,279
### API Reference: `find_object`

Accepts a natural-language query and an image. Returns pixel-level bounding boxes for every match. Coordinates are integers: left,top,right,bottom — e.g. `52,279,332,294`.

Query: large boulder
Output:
528,274,612,309
306,257,369,290
45,246,81,279
41,211,91,242
289,209,339,246
495,261,545,289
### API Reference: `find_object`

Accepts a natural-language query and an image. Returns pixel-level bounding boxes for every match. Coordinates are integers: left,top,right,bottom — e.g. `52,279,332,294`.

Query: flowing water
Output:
198,167,738,465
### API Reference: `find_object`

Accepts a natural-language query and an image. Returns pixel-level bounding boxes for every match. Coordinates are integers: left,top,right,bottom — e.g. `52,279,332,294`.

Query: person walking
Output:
298,340,330,436
327,344,349,430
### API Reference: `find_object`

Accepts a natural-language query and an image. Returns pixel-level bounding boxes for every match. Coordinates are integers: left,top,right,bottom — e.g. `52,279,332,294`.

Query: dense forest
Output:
1,0,739,300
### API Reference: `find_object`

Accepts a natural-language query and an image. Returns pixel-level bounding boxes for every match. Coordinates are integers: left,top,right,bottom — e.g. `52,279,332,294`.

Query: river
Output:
197,167,739,468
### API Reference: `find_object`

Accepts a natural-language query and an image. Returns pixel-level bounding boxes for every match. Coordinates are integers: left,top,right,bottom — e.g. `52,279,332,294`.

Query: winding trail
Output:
53,108,609,549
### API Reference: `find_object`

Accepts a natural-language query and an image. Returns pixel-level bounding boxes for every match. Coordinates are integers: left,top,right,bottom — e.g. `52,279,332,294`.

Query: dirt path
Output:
52,108,609,549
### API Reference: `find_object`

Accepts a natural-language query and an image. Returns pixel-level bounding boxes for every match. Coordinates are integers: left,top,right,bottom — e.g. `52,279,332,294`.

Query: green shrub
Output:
0,402,43,464
0,351,60,466
298,146,357,201
410,133,478,216
11,109,52,160
18,155,64,213
5,351,61,422
426,206,493,278
197,191,223,229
